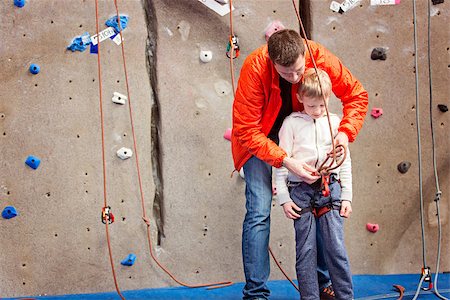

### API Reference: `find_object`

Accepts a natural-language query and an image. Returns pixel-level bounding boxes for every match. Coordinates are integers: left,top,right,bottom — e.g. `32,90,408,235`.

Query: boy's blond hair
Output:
298,68,332,99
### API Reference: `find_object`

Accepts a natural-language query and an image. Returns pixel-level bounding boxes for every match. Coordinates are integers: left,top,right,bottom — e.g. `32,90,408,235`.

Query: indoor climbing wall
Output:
0,0,156,297
0,0,449,298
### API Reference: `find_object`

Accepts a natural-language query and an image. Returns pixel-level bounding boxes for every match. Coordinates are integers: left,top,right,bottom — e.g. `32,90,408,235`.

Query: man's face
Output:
273,55,305,84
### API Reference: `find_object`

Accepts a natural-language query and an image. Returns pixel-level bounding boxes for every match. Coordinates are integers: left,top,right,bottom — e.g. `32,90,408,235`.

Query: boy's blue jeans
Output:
241,156,332,300
289,179,353,300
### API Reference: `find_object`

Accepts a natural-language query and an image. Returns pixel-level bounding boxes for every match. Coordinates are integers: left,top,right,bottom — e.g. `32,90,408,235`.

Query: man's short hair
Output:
268,29,305,67
298,68,332,99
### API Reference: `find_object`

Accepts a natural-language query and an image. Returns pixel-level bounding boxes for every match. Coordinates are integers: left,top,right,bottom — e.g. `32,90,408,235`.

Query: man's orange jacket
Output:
231,41,369,171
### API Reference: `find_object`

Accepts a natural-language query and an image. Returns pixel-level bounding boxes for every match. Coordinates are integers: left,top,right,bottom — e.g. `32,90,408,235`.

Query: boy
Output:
275,68,353,299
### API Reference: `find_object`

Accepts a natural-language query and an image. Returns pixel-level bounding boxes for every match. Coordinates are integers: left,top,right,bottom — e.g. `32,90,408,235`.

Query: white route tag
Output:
370,0,399,5
91,27,116,46
198,0,234,17
330,1,341,12
340,0,361,12
112,34,123,45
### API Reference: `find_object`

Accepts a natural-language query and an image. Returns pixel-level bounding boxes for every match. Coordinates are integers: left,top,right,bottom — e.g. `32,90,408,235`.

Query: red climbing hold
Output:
223,128,232,141
371,107,383,118
366,223,379,233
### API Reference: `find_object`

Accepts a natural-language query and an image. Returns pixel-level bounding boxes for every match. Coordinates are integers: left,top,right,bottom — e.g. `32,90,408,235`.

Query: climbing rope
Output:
291,0,345,171
94,0,125,299
110,0,232,291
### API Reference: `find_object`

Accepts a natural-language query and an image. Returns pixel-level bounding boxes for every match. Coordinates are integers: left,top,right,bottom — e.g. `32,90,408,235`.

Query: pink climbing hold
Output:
265,20,286,41
371,107,383,118
366,223,379,233
223,128,232,141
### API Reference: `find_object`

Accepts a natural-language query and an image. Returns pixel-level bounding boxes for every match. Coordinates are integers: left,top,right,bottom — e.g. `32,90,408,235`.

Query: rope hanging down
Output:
109,0,233,292
94,0,125,298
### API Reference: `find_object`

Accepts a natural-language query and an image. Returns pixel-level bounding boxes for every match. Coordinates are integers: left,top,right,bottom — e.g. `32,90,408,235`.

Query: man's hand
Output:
282,201,302,219
328,131,349,157
283,157,320,184
340,200,352,218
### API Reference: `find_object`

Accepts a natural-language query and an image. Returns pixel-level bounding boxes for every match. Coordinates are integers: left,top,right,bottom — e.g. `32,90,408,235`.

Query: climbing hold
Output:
67,32,91,52
371,107,383,118
264,20,285,41
371,48,387,60
223,128,232,141
438,104,448,112
105,15,129,33
239,168,245,179
90,43,98,54
272,186,277,196
29,64,40,75
432,0,444,4
121,253,136,266
112,92,127,105
199,50,213,63
397,161,411,174
2,206,18,219
14,0,26,8
117,147,133,160
366,223,379,233
25,155,41,170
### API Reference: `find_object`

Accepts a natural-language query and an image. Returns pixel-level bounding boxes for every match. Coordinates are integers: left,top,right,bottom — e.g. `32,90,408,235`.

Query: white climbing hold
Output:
200,50,213,63
239,168,245,179
112,92,127,105
117,147,133,160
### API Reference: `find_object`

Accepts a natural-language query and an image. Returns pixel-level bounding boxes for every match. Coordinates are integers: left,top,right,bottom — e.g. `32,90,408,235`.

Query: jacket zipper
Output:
314,119,319,169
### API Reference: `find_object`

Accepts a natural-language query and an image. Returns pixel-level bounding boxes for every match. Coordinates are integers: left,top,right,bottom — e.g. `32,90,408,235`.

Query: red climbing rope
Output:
111,0,232,290
94,0,125,299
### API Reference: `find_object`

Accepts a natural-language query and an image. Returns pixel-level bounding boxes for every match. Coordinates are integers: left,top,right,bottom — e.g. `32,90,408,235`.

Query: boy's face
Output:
298,94,329,119
274,55,305,84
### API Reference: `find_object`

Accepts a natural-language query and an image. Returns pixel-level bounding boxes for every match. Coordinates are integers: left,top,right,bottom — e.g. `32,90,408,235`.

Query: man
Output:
231,29,368,300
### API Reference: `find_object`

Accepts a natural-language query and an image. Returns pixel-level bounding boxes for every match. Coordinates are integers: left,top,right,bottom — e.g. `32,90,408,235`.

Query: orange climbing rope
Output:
291,0,345,169
93,0,125,299
110,0,232,291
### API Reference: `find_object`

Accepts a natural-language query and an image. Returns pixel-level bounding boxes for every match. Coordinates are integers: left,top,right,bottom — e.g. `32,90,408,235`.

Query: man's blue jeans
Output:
289,179,353,300
241,156,331,299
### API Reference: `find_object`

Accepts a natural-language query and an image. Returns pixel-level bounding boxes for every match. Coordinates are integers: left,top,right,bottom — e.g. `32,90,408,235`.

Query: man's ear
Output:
296,94,302,103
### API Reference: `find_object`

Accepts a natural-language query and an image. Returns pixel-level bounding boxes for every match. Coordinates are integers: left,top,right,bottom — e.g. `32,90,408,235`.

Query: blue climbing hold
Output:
14,0,26,8
121,253,136,266
2,206,18,219
25,155,41,169
105,15,129,33
67,32,92,52
29,64,40,75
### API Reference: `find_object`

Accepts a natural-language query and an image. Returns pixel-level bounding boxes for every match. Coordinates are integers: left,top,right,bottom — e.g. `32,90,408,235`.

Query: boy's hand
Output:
340,200,352,218
283,157,320,184
282,201,302,220
328,132,349,157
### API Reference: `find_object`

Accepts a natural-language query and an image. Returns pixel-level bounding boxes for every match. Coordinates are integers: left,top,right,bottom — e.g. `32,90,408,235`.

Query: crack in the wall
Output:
299,0,312,39
142,0,165,245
